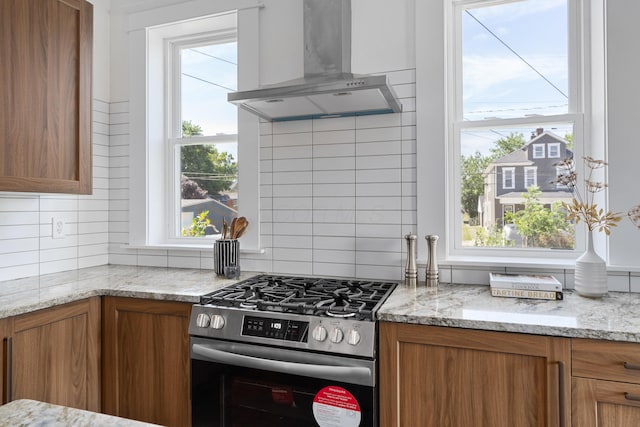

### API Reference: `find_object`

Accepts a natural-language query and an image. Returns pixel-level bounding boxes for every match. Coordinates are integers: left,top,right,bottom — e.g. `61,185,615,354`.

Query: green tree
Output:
461,151,491,219
182,120,203,137
489,132,527,160
505,186,572,248
180,120,238,196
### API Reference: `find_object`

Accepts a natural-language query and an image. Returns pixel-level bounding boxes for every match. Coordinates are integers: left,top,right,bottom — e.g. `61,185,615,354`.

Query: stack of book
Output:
489,273,563,301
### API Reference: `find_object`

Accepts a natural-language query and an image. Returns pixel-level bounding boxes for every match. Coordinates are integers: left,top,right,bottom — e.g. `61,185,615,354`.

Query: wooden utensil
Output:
229,217,238,239
231,217,249,239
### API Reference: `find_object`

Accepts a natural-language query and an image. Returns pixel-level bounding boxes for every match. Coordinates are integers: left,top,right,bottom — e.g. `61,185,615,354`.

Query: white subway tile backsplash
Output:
313,262,356,278
313,170,355,184
273,235,313,249
355,155,401,170
273,260,312,276
356,127,402,143
356,114,402,129
273,120,312,135
355,264,402,281
273,145,312,160
312,223,355,237
356,196,402,211
312,197,356,211
273,171,312,185
272,184,312,198
313,249,355,264
313,183,355,198
313,210,356,224
356,182,401,197
355,237,402,253
356,169,401,183
356,224,402,239
313,236,356,251
273,197,313,210
272,132,312,147
355,210,403,225
312,117,355,132
312,129,355,145
313,157,355,171
273,158,313,172
313,143,355,158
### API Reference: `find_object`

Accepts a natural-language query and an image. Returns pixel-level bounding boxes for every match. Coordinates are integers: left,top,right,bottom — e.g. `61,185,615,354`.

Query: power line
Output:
182,72,236,92
464,10,568,100
189,48,237,66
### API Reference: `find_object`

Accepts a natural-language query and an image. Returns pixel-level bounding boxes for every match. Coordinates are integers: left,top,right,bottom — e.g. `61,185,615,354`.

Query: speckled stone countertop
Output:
0,399,161,426
378,283,640,343
0,265,256,320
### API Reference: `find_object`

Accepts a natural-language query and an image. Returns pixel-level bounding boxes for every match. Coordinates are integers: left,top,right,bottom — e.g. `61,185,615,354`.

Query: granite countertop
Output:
3,265,640,343
378,282,640,343
0,264,255,320
0,399,161,427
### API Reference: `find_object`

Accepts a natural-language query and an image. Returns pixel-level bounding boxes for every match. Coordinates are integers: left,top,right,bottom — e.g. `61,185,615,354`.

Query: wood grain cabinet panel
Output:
6,298,100,411
572,339,640,426
0,0,92,194
0,319,10,406
379,322,571,427
102,297,192,427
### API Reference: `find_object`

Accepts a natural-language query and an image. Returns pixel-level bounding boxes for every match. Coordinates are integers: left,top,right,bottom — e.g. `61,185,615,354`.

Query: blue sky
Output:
461,0,571,156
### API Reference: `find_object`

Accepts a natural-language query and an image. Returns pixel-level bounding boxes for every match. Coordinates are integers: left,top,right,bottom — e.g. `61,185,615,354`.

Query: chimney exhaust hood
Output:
228,0,402,122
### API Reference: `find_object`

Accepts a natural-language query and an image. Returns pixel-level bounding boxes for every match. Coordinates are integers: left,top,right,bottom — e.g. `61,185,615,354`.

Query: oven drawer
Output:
573,338,640,384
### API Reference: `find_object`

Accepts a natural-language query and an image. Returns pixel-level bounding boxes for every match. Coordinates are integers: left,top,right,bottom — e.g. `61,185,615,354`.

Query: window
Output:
450,0,582,254
532,144,545,159
128,7,261,250
524,166,537,188
169,35,238,240
502,167,515,189
548,143,561,158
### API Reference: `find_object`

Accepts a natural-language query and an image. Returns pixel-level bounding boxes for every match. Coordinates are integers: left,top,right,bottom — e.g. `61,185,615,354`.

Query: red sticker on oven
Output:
312,386,361,427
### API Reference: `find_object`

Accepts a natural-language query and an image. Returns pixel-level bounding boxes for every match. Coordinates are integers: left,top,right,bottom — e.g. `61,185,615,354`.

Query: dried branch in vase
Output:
553,156,622,235
628,205,640,229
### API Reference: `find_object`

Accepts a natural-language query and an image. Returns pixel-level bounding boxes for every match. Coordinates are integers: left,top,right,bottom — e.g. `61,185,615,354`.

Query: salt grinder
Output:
404,233,418,287
425,234,439,287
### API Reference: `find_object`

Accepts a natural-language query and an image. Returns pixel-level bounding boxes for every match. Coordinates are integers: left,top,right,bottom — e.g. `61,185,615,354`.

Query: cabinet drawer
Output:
573,338,640,384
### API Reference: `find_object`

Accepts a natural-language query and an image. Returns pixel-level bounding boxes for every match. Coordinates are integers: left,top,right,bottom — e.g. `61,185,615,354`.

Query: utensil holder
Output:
214,239,239,276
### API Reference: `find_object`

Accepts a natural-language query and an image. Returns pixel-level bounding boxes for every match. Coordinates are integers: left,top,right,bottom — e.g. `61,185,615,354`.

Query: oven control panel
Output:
242,316,309,342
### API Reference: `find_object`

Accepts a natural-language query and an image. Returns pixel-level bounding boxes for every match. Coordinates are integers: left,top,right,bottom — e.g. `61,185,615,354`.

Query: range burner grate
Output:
200,274,397,321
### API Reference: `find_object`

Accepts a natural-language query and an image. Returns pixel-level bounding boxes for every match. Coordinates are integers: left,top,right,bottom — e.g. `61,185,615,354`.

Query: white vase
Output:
574,231,608,297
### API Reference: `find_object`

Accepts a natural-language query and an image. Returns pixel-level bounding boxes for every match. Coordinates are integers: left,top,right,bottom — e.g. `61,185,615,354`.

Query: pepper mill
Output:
404,233,418,288
425,234,439,287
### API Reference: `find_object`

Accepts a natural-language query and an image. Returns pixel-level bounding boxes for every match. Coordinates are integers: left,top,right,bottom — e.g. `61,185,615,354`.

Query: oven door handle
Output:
192,342,374,386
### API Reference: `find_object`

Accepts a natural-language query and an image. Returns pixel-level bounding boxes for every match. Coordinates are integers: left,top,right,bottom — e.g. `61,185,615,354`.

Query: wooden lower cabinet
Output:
379,322,571,427
5,298,100,411
0,318,10,405
572,378,640,426
101,297,192,427
572,338,640,426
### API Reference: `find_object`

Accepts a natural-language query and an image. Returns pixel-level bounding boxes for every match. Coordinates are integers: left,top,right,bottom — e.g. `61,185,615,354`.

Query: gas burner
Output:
200,274,397,321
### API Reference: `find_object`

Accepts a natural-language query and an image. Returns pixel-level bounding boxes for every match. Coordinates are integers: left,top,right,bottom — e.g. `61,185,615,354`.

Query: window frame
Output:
524,166,537,188
446,0,586,260
548,142,561,158
128,6,262,252
532,144,546,159
502,167,515,190
166,32,238,244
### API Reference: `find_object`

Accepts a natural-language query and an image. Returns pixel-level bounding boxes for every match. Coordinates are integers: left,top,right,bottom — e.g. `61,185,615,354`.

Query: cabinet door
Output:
379,323,570,427
102,297,192,427
10,298,100,411
0,0,92,194
573,378,640,426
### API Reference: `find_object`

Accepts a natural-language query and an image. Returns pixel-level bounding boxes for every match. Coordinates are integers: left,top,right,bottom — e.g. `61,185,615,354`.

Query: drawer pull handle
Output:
623,362,640,371
625,393,640,402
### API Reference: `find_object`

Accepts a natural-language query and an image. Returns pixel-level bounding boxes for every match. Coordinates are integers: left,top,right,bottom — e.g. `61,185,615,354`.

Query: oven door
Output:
190,336,377,427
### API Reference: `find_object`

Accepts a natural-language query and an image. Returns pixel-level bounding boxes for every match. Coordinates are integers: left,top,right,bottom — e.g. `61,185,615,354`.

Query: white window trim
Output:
128,4,263,252
524,166,537,188
548,142,561,158
533,144,546,159
439,0,588,262
502,167,515,190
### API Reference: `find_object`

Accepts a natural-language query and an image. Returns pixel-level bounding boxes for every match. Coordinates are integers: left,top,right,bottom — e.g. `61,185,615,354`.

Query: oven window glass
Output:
192,359,376,427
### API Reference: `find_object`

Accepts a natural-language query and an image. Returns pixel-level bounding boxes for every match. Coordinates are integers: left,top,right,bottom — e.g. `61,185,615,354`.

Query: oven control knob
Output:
195,313,210,328
329,327,344,344
210,314,225,330
312,325,328,342
346,329,361,346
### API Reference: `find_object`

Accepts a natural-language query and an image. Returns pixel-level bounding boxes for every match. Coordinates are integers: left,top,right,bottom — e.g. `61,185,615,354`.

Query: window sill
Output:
442,255,575,271
122,244,265,254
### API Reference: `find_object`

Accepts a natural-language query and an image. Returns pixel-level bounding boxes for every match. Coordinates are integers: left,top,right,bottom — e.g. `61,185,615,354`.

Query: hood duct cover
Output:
228,0,402,122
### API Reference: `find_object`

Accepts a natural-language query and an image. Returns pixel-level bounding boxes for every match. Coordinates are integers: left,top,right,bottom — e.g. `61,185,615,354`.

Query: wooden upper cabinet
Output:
0,0,93,194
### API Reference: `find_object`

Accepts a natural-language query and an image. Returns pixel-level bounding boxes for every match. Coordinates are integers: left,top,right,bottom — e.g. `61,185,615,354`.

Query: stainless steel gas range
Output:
188,274,397,427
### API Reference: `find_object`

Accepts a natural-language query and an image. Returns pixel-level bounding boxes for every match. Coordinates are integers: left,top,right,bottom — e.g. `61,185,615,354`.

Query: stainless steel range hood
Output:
228,0,402,122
